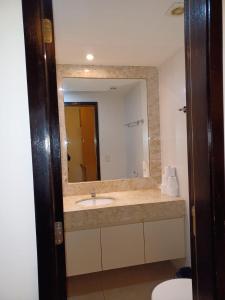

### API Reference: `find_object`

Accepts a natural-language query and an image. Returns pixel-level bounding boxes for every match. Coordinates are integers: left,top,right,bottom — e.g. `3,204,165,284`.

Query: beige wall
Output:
159,48,191,266
0,1,38,299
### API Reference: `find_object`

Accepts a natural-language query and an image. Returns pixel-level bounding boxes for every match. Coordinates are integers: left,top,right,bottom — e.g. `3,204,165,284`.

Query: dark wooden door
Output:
21,0,225,299
185,0,225,299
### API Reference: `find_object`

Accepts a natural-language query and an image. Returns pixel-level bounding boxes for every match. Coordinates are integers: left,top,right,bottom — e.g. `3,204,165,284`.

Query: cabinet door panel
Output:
144,218,185,263
101,223,145,270
65,229,101,276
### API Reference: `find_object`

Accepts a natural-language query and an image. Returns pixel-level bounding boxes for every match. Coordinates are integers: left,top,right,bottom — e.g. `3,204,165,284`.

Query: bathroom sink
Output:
77,197,114,207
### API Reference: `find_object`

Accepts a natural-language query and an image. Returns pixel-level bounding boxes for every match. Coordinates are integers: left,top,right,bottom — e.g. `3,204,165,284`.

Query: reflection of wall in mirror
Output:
65,91,127,181
64,83,149,181
124,81,149,178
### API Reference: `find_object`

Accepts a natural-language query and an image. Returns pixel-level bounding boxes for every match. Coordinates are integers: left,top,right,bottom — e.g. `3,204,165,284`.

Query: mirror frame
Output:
57,65,161,196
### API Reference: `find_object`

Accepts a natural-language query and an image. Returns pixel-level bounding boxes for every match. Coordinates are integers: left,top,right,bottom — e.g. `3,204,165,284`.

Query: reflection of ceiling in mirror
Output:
52,0,184,66
63,78,145,93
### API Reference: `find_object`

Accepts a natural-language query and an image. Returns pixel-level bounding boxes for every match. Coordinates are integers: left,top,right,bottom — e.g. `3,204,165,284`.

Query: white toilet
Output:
152,279,192,300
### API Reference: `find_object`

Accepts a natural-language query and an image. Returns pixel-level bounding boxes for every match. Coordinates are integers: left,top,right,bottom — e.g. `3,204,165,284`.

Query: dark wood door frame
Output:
21,0,224,299
185,0,225,299
64,102,101,181
22,0,66,299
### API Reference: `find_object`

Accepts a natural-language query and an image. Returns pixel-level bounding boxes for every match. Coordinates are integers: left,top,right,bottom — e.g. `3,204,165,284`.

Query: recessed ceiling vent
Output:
167,2,184,16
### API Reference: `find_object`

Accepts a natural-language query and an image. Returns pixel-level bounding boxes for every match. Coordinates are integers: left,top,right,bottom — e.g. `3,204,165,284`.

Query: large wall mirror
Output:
63,78,150,183
57,65,161,195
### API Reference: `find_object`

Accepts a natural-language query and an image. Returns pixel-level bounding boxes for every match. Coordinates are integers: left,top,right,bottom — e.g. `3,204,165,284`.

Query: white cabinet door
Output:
65,229,102,276
101,223,145,270
144,218,185,263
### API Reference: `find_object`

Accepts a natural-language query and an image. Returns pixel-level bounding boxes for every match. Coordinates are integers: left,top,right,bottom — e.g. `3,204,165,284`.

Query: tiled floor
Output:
67,261,176,300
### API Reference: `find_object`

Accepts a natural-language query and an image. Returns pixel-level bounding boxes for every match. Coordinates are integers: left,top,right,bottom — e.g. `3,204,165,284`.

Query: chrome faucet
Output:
91,192,96,198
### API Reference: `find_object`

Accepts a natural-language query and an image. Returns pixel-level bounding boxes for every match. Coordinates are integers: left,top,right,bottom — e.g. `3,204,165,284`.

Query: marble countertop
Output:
63,189,186,232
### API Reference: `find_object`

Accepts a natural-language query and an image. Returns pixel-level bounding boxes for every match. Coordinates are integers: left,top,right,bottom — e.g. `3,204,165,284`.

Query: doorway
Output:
21,0,225,299
65,103,100,182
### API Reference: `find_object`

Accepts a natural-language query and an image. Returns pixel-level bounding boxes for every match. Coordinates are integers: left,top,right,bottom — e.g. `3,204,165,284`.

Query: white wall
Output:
159,48,191,266
65,91,127,180
0,1,38,299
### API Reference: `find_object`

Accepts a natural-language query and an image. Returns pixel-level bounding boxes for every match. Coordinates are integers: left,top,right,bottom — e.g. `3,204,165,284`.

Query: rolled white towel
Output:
165,166,176,178
167,176,179,197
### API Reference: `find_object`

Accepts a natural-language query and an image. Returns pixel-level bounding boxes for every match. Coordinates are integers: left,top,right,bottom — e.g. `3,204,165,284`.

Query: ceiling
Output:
63,78,144,93
52,0,184,66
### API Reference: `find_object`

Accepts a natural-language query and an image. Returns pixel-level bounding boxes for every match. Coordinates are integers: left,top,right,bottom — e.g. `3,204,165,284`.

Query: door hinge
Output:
55,221,64,245
192,205,196,237
42,19,53,43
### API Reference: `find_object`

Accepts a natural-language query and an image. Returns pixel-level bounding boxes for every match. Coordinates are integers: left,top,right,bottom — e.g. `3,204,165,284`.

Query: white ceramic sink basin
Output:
77,197,114,207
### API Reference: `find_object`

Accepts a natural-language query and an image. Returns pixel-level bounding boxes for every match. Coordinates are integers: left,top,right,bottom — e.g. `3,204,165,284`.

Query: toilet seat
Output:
152,279,192,300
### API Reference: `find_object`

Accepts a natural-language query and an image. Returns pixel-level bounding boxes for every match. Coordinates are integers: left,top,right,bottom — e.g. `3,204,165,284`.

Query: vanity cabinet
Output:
65,229,102,276
65,218,185,276
144,218,185,263
101,223,145,270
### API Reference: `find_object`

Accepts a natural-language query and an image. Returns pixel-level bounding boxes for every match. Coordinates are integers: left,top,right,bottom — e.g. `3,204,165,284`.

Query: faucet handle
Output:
91,192,96,198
